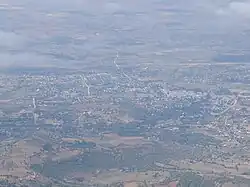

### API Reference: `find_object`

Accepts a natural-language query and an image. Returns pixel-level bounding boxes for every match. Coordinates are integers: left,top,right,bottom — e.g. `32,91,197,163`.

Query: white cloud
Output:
217,1,250,19
229,1,250,17
0,31,25,48
0,52,59,68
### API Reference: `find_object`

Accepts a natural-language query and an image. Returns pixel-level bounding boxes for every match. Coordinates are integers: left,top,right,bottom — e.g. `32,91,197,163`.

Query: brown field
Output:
91,170,170,185
51,149,81,162
62,137,85,143
62,133,150,148
0,139,43,177
104,133,144,141
169,159,250,179
0,99,11,103
222,182,248,187
98,133,150,147
124,182,139,187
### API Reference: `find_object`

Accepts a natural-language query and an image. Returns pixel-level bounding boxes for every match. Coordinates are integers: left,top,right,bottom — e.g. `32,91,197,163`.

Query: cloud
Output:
229,1,250,17
217,1,250,19
0,31,25,48
0,52,60,68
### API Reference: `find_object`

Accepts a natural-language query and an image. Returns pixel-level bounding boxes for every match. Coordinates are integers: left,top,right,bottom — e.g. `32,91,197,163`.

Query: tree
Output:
43,143,52,152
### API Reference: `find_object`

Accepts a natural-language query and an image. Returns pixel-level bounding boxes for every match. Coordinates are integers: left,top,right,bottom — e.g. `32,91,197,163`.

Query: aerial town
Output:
1,0,250,186
1,56,250,187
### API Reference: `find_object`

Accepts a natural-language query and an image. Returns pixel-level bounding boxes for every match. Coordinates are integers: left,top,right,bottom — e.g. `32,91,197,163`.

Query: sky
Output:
0,0,250,68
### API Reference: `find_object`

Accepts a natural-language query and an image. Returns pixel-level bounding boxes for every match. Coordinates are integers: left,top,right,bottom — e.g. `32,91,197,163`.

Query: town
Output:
1,59,250,186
